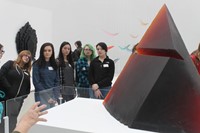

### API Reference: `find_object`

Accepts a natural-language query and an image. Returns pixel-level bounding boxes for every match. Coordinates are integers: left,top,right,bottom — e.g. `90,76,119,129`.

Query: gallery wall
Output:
51,0,200,73
0,0,52,66
1,0,200,74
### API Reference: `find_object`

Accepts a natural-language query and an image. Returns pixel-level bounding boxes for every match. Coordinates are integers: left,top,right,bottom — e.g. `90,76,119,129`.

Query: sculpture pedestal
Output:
29,98,155,133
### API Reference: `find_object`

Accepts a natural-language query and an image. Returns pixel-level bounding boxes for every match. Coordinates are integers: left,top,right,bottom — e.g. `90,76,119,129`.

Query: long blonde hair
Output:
14,50,32,72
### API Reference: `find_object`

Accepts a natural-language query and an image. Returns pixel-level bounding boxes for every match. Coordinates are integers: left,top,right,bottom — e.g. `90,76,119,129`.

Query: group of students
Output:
1,40,200,133
0,41,115,132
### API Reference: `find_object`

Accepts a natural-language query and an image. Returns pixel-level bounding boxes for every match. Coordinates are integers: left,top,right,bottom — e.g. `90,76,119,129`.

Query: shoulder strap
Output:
15,65,25,97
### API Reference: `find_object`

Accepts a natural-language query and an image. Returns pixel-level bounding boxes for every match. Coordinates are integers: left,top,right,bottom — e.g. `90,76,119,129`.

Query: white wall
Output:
2,0,200,73
0,0,52,66
51,0,200,73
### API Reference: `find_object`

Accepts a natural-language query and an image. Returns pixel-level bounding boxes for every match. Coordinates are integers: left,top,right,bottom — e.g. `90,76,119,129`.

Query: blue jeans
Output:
89,86,111,99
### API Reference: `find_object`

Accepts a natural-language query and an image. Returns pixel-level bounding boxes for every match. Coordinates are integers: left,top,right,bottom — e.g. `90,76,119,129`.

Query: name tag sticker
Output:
82,67,86,71
48,67,54,70
103,64,109,67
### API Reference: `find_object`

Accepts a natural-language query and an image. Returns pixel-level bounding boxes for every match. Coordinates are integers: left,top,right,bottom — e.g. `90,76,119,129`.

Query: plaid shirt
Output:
76,58,90,87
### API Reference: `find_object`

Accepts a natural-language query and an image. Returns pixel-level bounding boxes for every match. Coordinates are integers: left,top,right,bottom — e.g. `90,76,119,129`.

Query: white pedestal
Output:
29,98,156,133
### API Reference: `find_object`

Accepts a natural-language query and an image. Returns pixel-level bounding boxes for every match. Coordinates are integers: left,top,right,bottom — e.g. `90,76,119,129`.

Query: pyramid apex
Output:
137,3,187,60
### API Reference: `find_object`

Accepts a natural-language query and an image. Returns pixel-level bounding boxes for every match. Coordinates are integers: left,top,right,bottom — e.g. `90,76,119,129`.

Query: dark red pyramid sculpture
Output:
104,4,200,133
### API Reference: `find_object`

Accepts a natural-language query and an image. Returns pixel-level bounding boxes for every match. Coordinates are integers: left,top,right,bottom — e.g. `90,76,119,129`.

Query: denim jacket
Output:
32,62,60,100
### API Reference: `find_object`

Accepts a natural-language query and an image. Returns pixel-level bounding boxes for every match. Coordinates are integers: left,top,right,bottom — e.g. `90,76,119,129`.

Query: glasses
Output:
23,55,31,59
84,49,92,51
0,50,5,54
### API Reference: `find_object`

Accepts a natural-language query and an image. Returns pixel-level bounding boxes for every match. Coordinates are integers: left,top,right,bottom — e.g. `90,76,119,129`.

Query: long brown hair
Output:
193,43,200,57
14,50,32,72
197,43,200,54
132,43,139,54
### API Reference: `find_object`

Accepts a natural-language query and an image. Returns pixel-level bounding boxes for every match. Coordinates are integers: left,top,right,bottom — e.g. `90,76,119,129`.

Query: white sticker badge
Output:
103,64,109,67
48,66,54,70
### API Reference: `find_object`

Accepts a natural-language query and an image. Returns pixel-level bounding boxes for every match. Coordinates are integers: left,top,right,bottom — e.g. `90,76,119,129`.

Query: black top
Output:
89,56,115,88
59,62,74,86
0,60,30,101
72,47,82,62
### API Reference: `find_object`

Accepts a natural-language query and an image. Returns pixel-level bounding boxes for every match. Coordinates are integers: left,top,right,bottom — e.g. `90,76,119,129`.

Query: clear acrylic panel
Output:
76,86,90,98
33,86,78,106
76,86,111,100
34,87,60,109
6,94,28,132
58,86,76,104
3,85,110,133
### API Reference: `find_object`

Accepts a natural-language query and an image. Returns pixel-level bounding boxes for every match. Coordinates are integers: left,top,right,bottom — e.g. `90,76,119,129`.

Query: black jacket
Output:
72,47,82,62
89,56,115,88
0,60,30,101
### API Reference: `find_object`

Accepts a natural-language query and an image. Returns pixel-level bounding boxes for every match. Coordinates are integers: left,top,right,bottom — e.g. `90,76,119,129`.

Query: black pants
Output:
7,98,23,132
60,87,76,103
61,94,75,103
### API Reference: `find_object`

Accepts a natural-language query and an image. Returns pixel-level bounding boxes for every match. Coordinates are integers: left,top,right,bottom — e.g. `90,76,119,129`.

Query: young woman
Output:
89,42,115,99
0,43,5,101
76,44,96,98
32,43,59,109
57,41,75,103
191,43,200,74
132,43,139,54
0,43,5,132
0,43,5,60
72,40,82,62
0,50,32,132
